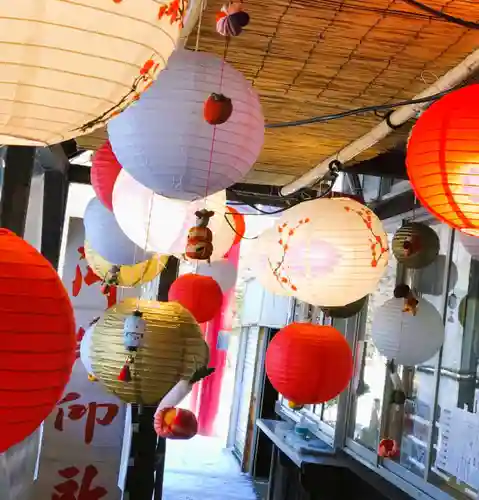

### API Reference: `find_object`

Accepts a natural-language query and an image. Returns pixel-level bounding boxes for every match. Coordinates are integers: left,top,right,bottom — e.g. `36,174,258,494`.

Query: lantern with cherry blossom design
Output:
0,1,186,145
259,198,389,307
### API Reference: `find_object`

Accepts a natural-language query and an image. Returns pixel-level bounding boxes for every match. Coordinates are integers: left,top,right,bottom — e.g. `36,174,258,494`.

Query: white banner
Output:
34,217,130,499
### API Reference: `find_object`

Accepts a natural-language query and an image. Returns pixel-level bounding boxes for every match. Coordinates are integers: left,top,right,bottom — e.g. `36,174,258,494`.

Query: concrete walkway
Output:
164,436,258,500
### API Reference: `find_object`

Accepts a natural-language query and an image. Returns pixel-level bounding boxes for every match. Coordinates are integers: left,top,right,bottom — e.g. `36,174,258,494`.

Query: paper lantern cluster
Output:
266,323,353,404
0,230,76,453
407,85,479,233
90,298,209,404
0,1,185,146
371,297,444,366
169,273,223,324
108,48,264,201
256,197,389,307
392,222,439,269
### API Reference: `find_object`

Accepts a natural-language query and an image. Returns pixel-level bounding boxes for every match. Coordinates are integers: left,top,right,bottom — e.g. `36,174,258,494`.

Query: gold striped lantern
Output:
321,295,367,319
90,298,209,404
84,242,168,288
392,222,439,269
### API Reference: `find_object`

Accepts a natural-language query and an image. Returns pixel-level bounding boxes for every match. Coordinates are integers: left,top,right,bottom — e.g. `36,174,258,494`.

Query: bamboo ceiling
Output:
76,0,479,186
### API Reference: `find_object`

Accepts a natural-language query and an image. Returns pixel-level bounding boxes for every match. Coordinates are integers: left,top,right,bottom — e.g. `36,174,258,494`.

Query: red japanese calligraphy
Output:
71,248,118,309
52,465,107,500
55,392,119,445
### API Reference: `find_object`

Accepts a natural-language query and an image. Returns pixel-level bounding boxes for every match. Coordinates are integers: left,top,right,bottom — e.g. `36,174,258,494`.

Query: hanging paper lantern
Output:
90,298,209,403
0,2,186,146
108,48,264,201
0,229,76,453
195,259,238,293
91,141,122,211
84,197,149,266
259,198,389,306
227,206,246,247
84,241,167,288
112,170,235,260
266,323,352,405
458,230,479,258
371,297,444,366
154,407,198,440
321,296,367,319
169,274,223,324
80,324,97,381
406,85,479,232
253,227,292,296
392,222,439,269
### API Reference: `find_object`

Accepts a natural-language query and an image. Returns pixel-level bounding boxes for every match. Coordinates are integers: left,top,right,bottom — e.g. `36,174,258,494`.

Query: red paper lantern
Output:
265,323,353,405
226,206,246,249
168,274,223,324
406,85,479,232
154,407,198,439
0,229,76,452
91,140,122,211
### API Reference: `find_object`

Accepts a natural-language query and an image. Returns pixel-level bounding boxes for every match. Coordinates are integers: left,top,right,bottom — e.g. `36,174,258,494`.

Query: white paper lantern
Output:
112,170,235,261
371,297,445,366
458,230,479,257
253,227,292,296
80,325,95,377
108,48,264,201
196,260,238,292
0,1,186,146
84,197,149,265
259,197,389,306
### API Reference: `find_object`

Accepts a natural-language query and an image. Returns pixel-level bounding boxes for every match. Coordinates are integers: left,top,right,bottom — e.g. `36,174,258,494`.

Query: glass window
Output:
428,230,479,499
348,221,402,452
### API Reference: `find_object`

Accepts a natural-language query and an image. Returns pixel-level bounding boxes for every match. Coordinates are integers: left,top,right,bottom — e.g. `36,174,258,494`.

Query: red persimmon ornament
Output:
265,323,353,405
91,140,122,211
204,93,233,125
154,407,198,439
0,229,76,453
168,273,223,324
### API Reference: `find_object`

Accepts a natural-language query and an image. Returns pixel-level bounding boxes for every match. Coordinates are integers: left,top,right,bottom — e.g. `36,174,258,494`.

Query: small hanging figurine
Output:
185,209,215,262
101,264,121,295
378,438,399,458
216,1,250,37
394,284,418,316
204,93,233,125
118,310,146,383
402,234,421,257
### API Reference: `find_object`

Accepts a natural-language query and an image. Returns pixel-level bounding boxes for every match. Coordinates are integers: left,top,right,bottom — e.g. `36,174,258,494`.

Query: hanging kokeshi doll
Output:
118,310,147,383
101,264,121,295
185,209,215,262
392,222,439,269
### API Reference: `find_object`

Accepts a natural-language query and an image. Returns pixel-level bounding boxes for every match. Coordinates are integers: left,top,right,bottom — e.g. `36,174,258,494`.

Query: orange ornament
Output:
265,323,353,405
204,93,233,125
154,407,198,439
407,85,479,233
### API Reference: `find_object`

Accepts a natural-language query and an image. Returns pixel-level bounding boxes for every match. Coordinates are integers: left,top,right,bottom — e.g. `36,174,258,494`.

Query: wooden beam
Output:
40,146,70,269
125,256,179,500
0,146,35,236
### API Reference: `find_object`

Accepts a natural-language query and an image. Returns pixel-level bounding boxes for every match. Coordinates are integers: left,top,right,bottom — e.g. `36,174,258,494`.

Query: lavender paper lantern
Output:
108,48,264,201
84,197,149,266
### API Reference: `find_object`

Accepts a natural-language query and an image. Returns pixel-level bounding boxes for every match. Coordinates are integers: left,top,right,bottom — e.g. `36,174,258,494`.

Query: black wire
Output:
264,89,452,129
224,212,260,239
399,0,479,30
